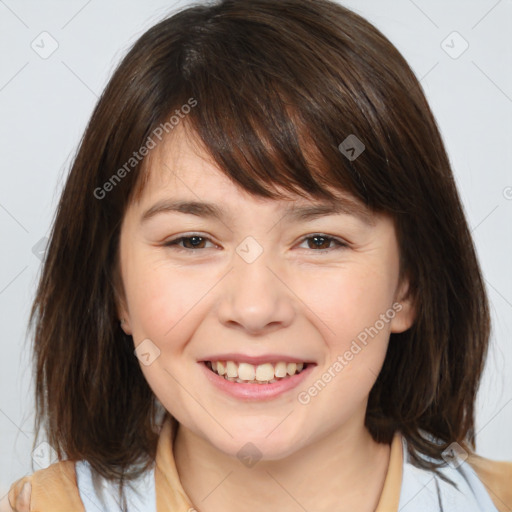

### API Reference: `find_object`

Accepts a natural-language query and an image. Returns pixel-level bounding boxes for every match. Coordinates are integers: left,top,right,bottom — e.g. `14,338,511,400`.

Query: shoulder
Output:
399,435,512,512
5,461,84,512
6,459,157,512
467,453,512,512
74,459,157,511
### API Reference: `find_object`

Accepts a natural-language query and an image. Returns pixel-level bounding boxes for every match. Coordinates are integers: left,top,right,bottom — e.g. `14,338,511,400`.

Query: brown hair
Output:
31,0,490,485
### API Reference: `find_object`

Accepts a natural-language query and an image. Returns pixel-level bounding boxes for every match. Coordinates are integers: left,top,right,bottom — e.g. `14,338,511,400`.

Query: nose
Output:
216,250,296,335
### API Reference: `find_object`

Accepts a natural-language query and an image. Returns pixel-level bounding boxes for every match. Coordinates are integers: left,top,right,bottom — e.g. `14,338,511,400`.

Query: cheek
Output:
291,263,398,347
122,253,217,420
288,262,399,409
293,267,395,418
123,249,215,341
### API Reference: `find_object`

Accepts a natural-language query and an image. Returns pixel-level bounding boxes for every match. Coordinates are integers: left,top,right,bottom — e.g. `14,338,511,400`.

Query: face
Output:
117,126,414,460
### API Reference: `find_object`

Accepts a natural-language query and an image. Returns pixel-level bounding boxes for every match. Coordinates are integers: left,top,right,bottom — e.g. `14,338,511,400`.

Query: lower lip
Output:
199,361,315,401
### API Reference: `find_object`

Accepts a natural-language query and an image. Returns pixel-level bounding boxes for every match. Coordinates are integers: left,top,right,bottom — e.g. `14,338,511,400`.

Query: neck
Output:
173,413,391,512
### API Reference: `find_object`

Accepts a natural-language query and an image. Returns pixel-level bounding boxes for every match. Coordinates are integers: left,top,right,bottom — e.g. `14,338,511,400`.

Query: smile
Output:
205,360,308,384
199,357,316,400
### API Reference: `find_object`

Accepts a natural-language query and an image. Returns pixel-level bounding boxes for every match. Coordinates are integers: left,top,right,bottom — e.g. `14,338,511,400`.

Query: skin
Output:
0,482,30,512
116,126,415,512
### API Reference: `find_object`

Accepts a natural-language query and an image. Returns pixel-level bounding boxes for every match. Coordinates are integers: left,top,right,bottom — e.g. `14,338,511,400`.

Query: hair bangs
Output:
133,8,376,208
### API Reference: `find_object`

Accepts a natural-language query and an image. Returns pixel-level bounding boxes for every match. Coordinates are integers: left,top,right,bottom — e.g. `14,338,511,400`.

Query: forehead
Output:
142,127,243,196
132,124,375,226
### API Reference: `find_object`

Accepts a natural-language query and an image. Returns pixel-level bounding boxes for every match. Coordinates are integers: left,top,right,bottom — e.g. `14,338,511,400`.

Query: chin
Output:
221,424,303,460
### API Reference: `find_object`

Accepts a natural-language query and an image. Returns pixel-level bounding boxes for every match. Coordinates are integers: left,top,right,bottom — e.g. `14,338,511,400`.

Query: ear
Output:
113,282,133,336
390,276,416,333
112,261,133,335
116,297,133,335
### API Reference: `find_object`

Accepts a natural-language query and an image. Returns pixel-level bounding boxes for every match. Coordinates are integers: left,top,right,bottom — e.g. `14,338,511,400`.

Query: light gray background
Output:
1,0,511,498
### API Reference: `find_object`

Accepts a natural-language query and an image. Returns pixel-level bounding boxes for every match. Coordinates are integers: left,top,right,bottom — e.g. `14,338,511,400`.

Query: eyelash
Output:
163,234,349,254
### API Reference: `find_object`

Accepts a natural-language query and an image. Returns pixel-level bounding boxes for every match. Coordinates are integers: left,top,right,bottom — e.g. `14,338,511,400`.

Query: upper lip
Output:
200,353,316,365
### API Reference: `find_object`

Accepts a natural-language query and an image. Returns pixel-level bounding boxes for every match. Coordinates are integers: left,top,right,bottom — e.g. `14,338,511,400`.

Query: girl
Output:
2,0,512,510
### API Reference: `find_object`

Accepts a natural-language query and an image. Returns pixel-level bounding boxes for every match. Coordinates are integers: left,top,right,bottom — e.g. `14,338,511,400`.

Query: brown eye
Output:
164,235,214,250
299,234,347,251
181,236,207,249
307,236,331,250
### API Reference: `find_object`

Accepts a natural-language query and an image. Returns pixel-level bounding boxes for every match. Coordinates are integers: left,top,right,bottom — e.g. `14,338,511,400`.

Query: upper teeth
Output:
209,361,305,382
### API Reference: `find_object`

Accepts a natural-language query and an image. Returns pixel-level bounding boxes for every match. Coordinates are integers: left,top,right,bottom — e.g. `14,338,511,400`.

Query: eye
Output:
164,235,216,251
297,234,348,252
163,233,348,253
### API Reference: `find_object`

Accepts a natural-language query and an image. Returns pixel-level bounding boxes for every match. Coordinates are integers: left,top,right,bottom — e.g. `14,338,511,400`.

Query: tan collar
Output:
154,415,195,511
375,431,403,511
155,415,404,512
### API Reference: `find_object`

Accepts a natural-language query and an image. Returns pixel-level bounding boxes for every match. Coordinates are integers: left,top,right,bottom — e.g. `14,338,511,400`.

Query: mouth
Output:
203,360,310,384
199,358,316,401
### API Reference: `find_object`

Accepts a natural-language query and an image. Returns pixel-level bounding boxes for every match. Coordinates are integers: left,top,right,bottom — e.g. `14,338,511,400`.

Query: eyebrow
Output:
140,198,374,225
